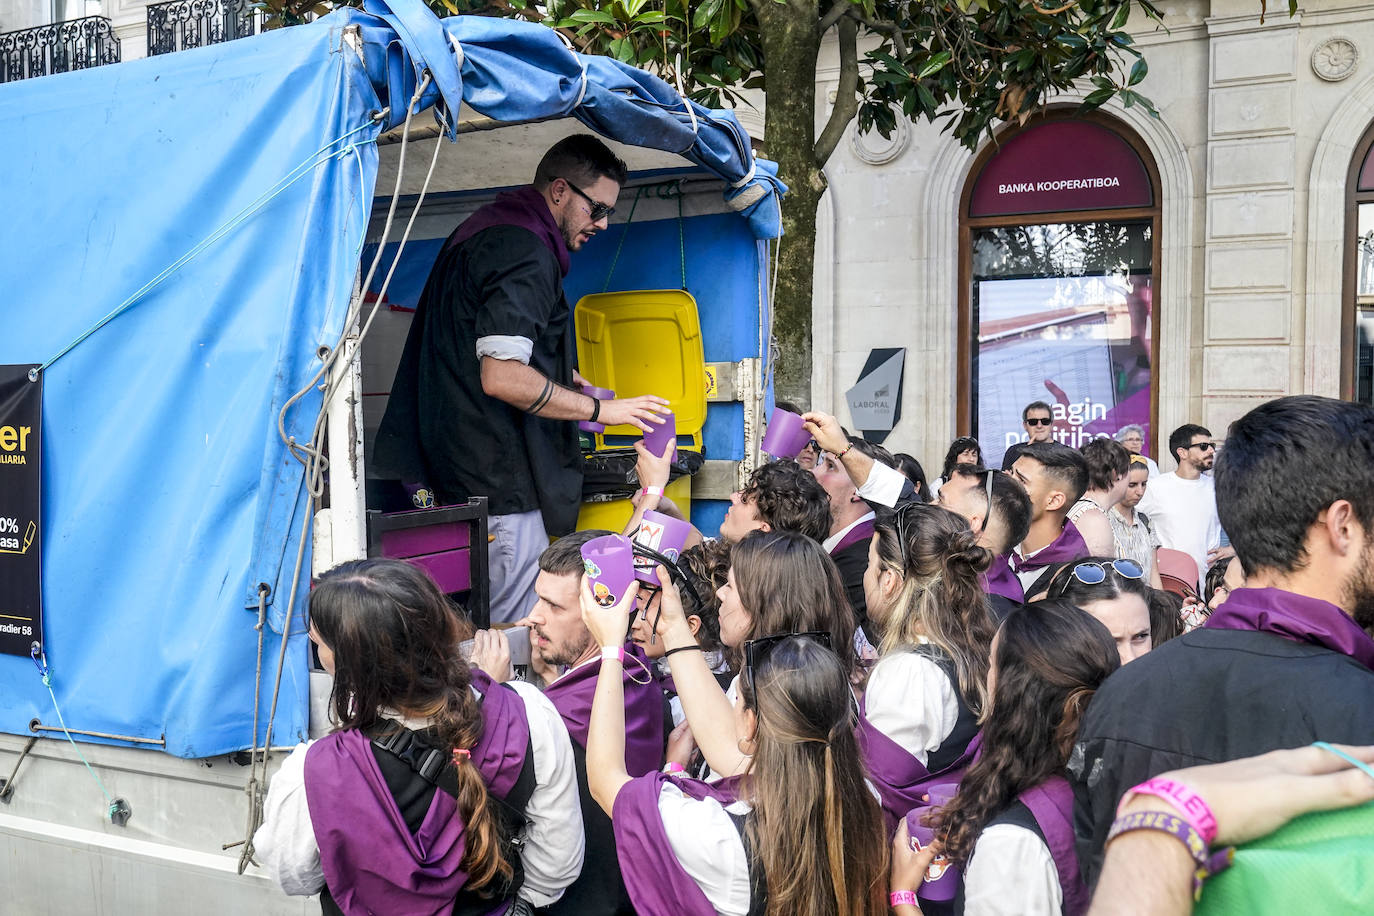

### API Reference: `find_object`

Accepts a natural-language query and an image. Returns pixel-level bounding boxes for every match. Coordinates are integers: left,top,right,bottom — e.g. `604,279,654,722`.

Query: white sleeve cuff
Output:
476,335,534,364
856,461,908,508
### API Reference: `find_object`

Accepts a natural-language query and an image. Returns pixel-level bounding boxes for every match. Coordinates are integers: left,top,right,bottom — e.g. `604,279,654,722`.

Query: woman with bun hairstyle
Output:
914,600,1119,916
858,502,998,823
582,571,890,916
253,559,585,914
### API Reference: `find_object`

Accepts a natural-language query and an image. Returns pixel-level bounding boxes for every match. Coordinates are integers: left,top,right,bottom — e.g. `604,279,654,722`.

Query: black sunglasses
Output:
742,631,833,697
1188,442,1216,452
561,178,616,222
1025,417,1052,427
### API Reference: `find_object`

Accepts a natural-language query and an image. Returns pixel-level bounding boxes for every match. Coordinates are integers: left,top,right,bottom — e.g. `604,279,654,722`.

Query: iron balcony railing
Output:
0,16,121,84
146,0,258,57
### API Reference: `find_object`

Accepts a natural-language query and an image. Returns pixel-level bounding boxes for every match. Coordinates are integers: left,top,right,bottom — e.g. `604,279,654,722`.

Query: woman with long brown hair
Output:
253,558,585,914
582,571,889,916
859,502,998,822
917,600,1119,915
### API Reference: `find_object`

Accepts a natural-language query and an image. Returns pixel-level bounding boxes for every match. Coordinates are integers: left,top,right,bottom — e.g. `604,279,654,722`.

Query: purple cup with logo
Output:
580,533,637,609
906,810,962,902
641,409,677,463
760,407,811,459
579,385,615,434
632,510,692,585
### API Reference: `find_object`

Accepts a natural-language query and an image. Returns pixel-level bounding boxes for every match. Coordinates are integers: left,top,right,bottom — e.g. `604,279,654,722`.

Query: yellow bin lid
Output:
574,289,707,438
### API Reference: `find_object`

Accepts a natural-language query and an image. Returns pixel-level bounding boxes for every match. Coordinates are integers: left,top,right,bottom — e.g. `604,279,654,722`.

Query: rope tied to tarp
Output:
30,642,124,823
601,179,689,292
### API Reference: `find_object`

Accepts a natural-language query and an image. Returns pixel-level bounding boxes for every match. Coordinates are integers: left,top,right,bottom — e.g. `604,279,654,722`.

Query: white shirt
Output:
1135,471,1221,589
657,782,753,915
856,460,909,508
962,824,1062,916
822,510,876,553
252,680,585,908
864,650,960,766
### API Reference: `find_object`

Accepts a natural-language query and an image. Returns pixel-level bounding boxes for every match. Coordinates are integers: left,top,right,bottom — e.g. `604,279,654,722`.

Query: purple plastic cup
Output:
905,812,962,902
579,385,615,434
760,407,810,458
580,533,637,608
632,510,692,585
641,409,677,463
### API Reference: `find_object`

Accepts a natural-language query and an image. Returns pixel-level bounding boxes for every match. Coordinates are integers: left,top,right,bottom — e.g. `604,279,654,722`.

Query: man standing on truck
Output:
375,134,668,623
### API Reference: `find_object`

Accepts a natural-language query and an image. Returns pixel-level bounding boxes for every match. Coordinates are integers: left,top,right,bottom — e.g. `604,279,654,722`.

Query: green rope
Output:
601,186,645,293
33,651,119,821
31,114,383,380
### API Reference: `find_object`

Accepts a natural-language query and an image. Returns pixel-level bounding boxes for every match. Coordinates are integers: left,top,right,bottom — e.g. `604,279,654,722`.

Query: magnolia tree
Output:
257,0,1292,402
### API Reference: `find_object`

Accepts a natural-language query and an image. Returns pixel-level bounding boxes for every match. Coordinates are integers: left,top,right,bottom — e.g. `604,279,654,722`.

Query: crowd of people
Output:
253,135,1374,915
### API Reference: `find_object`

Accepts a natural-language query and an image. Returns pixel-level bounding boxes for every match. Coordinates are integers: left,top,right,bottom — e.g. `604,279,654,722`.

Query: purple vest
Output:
1012,520,1090,578
545,642,666,777
1018,776,1090,916
611,772,746,916
1205,587,1374,671
303,670,530,916
446,185,570,276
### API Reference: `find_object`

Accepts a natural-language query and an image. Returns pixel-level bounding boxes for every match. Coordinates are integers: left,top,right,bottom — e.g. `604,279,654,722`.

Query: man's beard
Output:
1345,539,1374,636
539,626,596,668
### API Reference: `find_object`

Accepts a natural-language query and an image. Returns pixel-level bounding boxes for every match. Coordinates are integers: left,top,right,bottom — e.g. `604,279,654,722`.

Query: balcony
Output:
146,0,259,57
0,16,121,84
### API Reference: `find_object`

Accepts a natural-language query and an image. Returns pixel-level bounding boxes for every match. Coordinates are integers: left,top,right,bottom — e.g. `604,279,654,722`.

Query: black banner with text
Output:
0,366,42,659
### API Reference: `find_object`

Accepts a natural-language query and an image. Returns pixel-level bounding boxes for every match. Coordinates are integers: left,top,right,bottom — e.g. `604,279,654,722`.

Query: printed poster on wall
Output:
0,365,42,659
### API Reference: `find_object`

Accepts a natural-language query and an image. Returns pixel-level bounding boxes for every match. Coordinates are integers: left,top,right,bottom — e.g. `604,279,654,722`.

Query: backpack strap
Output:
1019,776,1090,916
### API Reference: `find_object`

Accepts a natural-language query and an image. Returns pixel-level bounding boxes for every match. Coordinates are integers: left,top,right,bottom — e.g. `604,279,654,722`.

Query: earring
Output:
736,737,754,757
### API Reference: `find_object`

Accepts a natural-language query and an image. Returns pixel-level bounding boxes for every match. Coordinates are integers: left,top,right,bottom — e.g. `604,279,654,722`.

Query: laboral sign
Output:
0,365,42,659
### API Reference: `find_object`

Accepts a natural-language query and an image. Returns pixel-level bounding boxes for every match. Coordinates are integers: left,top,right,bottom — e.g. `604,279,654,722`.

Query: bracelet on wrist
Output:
1106,809,1233,901
640,485,665,498
662,761,686,775
1118,777,1219,845
662,644,702,658
589,397,601,423
889,890,919,908
835,443,854,460
600,645,625,664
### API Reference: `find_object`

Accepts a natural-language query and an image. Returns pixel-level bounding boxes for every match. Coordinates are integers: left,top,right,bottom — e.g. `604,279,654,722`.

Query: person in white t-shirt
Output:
1135,423,1226,590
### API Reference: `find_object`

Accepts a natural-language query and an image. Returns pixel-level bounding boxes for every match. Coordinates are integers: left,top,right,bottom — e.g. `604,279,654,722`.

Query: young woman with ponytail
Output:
580,569,889,916
253,559,585,914
918,600,1120,916
859,502,999,823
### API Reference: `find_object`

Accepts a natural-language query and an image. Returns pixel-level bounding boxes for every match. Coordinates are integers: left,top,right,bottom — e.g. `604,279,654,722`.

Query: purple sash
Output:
1012,520,1090,577
445,185,570,276
829,516,876,556
303,670,531,916
1205,587,1374,672
611,772,746,916
857,699,982,829
545,642,666,776
981,554,1025,603
1018,776,1090,916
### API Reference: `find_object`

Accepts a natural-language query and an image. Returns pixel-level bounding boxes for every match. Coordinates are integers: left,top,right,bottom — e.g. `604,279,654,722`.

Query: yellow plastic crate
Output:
575,474,692,531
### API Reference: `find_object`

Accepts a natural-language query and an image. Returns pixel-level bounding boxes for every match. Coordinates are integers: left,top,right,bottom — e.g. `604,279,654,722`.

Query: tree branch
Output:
845,6,908,57
814,15,860,167
818,0,850,34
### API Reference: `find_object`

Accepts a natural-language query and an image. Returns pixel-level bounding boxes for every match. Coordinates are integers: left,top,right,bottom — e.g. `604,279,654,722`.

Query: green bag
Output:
1196,801,1374,913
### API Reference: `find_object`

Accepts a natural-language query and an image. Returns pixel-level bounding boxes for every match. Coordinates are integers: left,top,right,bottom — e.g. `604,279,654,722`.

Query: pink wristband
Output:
662,761,685,774
600,645,625,664
640,485,665,498
1119,777,1218,845
890,890,919,908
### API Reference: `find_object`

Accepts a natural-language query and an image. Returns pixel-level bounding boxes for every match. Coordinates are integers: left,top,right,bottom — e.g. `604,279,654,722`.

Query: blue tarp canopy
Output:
0,2,782,757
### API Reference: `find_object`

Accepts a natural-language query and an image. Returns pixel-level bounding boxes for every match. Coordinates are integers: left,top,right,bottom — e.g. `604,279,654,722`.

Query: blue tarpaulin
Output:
0,4,781,757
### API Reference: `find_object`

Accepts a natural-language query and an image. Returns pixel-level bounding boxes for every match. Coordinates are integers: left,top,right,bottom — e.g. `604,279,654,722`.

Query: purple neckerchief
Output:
545,642,666,777
829,516,876,556
1011,519,1089,575
445,185,570,277
1018,776,1090,916
303,670,530,916
612,771,746,916
857,689,982,829
1205,587,1374,672
981,554,1025,603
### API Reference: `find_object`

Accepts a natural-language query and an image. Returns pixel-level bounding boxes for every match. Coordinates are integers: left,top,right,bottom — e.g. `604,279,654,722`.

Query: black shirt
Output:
375,226,583,535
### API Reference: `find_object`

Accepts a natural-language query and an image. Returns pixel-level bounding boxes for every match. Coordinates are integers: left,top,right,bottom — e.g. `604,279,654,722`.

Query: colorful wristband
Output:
600,645,625,664
1119,777,1218,845
662,761,686,774
640,485,665,498
1106,809,1233,902
835,443,854,460
889,890,919,908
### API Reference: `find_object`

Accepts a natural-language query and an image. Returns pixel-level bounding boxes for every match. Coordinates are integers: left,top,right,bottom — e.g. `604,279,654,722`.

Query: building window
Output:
1349,127,1374,406
959,115,1161,468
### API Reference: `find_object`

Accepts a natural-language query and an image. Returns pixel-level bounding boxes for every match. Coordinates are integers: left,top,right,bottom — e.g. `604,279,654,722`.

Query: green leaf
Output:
1128,56,1147,85
917,50,952,79
634,9,666,22
1110,2,1130,29
569,8,618,24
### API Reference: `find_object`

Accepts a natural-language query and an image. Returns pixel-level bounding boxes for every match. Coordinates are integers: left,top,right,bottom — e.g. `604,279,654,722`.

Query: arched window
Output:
958,113,1162,468
1346,124,1374,405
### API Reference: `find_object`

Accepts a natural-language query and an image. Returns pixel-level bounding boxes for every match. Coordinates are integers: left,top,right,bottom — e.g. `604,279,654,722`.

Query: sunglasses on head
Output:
742,630,833,697
1065,558,1144,587
1025,417,1052,427
561,178,616,222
